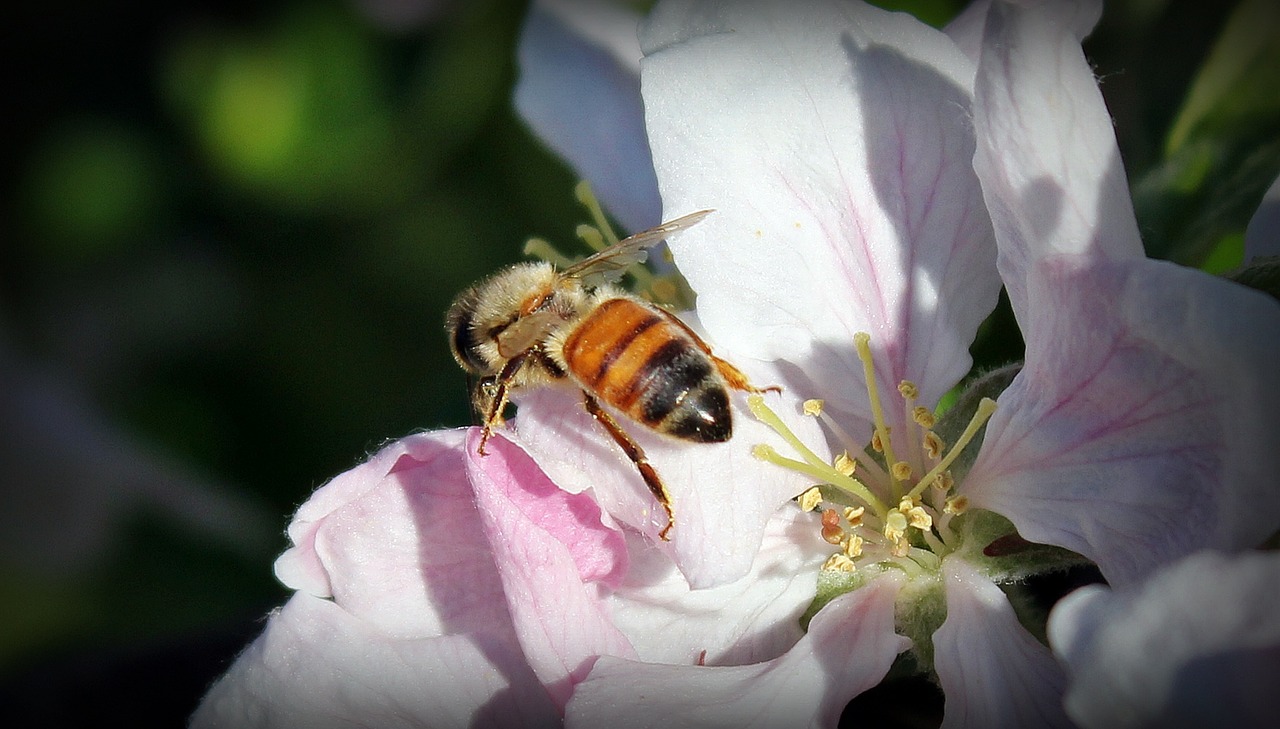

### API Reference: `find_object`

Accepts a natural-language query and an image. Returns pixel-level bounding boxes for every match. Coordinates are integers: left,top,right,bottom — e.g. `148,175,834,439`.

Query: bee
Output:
445,210,777,540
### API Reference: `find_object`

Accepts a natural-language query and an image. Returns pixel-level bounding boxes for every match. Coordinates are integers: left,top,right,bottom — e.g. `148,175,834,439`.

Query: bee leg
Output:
581,392,676,541
709,355,781,395
477,352,529,456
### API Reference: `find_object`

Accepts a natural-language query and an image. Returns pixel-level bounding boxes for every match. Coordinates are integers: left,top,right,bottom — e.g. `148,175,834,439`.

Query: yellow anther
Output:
907,506,932,530
871,431,884,453
823,554,857,572
798,487,824,512
923,431,944,459
834,452,856,476
844,534,864,558
891,461,913,480
884,511,908,542
843,506,865,528
751,443,777,460
898,381,919,400
909,397,997,500
803,399,825,416
913,406,936,429
944,495,969,515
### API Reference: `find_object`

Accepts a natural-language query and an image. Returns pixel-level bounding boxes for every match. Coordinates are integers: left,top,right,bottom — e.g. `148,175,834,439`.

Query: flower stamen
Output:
908,397,997,501
855,333,903,496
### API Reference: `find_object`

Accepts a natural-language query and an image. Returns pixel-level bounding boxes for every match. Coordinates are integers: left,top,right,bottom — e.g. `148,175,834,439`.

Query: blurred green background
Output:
0,0,1275,725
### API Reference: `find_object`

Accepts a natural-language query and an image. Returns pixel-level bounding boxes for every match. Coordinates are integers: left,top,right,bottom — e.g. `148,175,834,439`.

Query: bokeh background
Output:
1,0,1275,725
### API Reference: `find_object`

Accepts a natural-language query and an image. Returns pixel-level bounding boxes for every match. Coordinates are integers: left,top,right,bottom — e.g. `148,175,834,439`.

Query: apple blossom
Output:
193,0,1280,726
526,0,1279,726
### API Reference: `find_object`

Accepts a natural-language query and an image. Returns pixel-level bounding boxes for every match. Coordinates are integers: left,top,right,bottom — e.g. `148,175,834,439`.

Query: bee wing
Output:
561,209,714,288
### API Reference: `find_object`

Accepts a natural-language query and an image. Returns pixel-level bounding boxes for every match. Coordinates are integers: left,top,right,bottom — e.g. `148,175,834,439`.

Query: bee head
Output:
445,262,560,375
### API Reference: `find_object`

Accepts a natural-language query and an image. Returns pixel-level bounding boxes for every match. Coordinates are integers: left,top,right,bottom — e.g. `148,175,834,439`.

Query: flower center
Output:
751,332,995,578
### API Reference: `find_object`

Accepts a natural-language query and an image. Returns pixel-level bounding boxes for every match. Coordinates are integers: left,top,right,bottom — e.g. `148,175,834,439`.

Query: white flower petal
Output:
606,504,830,667
639,0,998,423
564,573,908,729
934,557,1072,729
1244,171,1280,261
1049,550,1280,729
512,380,825,590
965,255,1280,585
514,0,660,232
191,593,559,729
943,0,991,68
972,0,1144,322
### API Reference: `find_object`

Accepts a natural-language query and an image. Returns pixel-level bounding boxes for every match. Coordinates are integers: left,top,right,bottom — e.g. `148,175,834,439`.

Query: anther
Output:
798,487,824,512
891,461,913,481
803,399,825,416
884,511,908,543
913,406,936,429
910,397,997,500
944,495,969,515
823,554,856,572
834,452,856,476
898,381,919,400
923,431,944,460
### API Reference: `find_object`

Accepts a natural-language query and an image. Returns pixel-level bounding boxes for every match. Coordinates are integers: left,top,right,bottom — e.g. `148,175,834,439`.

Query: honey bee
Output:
445,210,777,540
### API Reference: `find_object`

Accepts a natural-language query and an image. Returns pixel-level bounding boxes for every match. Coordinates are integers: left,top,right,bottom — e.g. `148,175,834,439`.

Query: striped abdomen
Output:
561,297,731,443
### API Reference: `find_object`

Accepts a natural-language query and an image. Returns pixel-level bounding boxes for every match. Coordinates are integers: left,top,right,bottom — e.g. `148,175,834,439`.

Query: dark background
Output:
1,0,1274,725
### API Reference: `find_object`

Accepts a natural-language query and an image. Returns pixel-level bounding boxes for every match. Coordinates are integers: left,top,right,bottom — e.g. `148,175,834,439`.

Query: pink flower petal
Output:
466,431,636,708
965,255,1280,585
972,0,1144,321
514,0,659,232
191,593,559,729
564,572,908,729
273,429,511,639
1049,550,1280,729
512,380,825,589
639,0,999,426
934,557,1072,729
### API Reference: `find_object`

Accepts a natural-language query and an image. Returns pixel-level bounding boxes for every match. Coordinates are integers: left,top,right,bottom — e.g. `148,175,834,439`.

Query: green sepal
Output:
950,508,1090,583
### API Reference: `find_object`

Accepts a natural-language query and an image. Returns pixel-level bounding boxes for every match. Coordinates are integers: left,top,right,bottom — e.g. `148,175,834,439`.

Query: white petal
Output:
191,594,559,729
972,0,1144,322
943,0,991,67
640,0,999,423
1245,171,1280,261
514,0,660,232
965,255,1280,585
1049,550,1280,729
564,573,908,729
605,505,830,667
934,558,1072,729
512,378,825,589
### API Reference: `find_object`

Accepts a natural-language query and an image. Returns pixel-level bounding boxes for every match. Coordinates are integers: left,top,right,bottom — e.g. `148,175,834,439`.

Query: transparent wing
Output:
561,209,714,288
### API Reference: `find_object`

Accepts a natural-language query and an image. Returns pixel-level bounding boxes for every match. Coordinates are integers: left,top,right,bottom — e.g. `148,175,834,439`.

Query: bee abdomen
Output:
564,298,732,444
